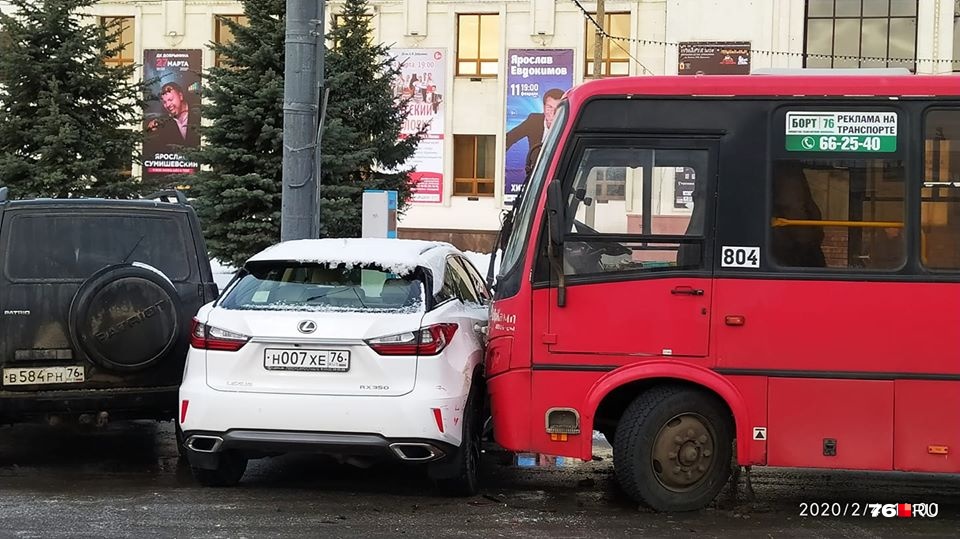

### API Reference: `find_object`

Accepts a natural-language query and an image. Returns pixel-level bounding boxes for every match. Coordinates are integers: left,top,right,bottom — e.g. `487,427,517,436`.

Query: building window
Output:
454,135,495,197
804,0,917,70
584,12,630,77
456,14,498,76
332,13,374,48
101,16,134,67
214,15,248,68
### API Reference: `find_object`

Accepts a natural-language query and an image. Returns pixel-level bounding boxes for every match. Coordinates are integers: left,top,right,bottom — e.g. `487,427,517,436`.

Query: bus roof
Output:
566,75,960,102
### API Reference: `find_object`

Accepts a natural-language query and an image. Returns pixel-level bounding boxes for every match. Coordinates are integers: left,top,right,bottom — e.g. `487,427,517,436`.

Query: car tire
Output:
430,384,482,497
613,386,732,512
191,451,247,487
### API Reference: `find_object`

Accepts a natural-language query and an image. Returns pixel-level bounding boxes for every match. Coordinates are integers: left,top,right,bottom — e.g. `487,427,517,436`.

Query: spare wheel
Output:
69,263,183,372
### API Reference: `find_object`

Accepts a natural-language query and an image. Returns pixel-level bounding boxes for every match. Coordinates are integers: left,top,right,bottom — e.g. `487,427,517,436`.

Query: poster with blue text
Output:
503,49,574,203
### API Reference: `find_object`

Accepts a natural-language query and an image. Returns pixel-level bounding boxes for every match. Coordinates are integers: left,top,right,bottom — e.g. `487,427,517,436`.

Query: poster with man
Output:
142,49,202,184
390,48,446,203
504,49,574,203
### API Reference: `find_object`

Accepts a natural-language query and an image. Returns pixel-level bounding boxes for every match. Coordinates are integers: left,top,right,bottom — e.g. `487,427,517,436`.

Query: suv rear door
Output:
0,207,202,394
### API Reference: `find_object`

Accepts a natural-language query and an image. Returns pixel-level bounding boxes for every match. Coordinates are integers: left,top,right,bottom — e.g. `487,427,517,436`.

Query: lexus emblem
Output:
297,320,317,334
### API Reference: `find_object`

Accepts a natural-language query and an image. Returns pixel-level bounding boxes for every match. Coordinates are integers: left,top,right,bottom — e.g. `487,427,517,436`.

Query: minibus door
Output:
541,138,717,360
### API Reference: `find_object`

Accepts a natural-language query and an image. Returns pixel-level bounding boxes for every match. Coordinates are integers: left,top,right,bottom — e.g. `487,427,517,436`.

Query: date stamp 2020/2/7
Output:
799,502,939,518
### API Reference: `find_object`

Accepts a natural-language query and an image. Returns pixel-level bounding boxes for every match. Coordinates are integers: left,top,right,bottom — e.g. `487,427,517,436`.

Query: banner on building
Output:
504,49,575,203
391,48,446,203
142,49,203,184
678,42,751,75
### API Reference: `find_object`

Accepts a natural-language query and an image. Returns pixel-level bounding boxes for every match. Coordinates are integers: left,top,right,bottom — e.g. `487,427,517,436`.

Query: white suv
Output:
178,238,490,494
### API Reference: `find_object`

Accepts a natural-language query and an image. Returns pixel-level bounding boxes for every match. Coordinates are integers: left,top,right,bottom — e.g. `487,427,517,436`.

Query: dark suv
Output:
0,188,217,432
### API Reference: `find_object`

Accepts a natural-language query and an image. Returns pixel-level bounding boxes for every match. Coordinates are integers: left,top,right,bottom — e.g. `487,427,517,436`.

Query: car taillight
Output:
190,317,249,352
366,323,458,356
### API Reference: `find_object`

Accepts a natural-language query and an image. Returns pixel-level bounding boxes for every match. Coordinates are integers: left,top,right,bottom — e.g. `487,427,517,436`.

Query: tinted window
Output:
221,262,425,313
769,158,906,270
438,258,478,304
5,213,191,281
921,109,960,270
455,257,491,303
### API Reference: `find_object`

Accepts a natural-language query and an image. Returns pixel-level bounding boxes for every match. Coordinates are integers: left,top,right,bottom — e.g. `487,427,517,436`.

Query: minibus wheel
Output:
613,386,732,512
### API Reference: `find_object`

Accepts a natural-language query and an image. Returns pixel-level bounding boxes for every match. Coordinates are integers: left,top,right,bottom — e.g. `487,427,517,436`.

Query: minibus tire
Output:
613,386,732,512
191,451,247,487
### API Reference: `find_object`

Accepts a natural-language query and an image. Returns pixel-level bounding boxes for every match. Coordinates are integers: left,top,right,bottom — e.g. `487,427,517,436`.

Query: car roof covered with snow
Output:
245,238,461,291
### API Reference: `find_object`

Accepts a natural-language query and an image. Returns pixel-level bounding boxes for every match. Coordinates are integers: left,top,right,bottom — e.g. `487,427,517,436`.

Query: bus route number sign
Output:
785,111,897,153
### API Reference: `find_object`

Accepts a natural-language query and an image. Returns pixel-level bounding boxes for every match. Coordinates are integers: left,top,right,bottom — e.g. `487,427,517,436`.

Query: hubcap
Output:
650,413,716,492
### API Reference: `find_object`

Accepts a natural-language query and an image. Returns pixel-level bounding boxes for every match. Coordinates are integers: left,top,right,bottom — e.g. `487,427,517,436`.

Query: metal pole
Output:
313,1,325,238
281,0,320,241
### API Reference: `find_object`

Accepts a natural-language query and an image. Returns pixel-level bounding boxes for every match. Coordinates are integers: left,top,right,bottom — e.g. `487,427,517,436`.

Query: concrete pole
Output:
593,0,605,79
281,0,321,241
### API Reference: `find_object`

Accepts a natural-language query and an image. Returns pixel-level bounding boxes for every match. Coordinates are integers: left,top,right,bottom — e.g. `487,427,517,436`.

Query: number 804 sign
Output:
721,246,760,268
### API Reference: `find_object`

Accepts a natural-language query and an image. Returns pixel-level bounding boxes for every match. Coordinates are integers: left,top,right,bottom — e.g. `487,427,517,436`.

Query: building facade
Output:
2,0,958,250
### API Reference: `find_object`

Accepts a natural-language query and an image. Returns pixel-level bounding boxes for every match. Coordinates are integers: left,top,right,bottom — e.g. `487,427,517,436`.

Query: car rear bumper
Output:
182,429,457,469
179,381,472,447
0,386,178,423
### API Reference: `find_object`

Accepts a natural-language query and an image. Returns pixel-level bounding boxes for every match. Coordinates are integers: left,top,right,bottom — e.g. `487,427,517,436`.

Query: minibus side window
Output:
921,110,960,270
562,146,708,276
769,158,906,270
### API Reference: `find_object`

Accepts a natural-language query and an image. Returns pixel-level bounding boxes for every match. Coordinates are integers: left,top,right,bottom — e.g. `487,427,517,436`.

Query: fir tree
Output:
188,0,285,267
0,0,147,198
321,0,421,237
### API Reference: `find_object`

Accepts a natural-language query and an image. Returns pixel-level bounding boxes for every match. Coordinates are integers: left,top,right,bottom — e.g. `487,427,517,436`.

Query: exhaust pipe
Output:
185,435,224,453
389,442,443,462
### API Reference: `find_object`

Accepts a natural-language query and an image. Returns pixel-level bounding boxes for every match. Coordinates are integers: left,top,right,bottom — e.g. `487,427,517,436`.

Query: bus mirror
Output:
546,179,567,308
546,180,564,248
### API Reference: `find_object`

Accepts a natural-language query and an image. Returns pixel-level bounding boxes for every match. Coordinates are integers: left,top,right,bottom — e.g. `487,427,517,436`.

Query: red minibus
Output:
485,74,960,511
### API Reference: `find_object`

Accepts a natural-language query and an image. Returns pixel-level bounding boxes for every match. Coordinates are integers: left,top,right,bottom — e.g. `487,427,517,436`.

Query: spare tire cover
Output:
69,263,183,371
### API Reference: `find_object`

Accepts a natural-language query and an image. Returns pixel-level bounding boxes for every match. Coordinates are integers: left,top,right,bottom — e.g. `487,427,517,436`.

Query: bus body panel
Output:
767,378,895,470
894,380,960,473
712,279,960,375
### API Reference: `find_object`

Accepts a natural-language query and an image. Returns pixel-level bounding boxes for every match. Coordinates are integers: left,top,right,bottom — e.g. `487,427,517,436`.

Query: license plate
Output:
263,348,350,372
3,366,85,386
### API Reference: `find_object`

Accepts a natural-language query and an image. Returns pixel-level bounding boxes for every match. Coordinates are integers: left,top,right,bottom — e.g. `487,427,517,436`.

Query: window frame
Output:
331,12,375,49
766,104,911,274
803,0,918,71
549,135,719,284
453,134,496,197
100,16,135,68
214,15,248,68
456,13,499,78
583,12,631,78
919,106,960,272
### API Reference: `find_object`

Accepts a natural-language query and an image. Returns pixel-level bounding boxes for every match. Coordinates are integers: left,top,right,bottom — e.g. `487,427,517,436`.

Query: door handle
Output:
671,286,704,296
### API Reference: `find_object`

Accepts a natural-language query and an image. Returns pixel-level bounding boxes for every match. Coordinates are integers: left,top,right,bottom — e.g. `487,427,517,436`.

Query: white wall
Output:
7,0,952,232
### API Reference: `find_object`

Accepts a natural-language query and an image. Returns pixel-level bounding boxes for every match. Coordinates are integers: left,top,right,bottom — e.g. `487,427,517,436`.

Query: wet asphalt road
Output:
0,421,957,538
